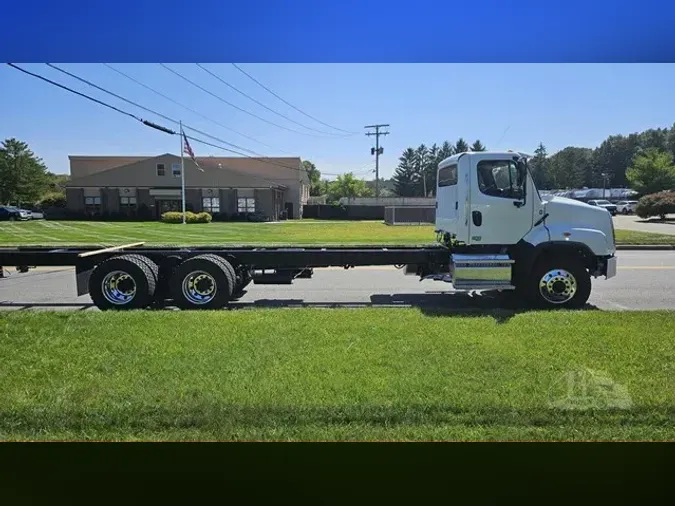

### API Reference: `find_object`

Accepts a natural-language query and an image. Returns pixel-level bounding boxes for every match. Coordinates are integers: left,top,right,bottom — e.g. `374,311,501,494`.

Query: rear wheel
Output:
528,255,591,309
89,254,158,310
170,254,235,309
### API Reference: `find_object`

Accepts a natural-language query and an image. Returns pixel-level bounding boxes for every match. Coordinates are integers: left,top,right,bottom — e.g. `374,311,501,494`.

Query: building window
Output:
157,163,166,176
172,163,181,178
202,197,220,213
84,196,101,215
120,196,137,213
238,197,255,213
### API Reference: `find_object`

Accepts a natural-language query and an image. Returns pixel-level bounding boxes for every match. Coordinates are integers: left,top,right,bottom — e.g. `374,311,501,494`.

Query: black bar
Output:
0,245,449,270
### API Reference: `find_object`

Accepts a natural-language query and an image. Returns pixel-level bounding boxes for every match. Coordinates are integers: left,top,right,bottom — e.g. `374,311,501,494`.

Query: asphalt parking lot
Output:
1,250,673,311
612,214,675,235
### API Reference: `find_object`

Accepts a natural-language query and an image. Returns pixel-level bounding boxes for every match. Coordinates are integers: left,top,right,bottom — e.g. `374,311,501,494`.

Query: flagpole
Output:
180,120,186,224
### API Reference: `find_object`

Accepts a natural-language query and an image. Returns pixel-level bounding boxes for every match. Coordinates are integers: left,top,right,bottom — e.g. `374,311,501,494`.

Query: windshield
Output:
597,200,611,205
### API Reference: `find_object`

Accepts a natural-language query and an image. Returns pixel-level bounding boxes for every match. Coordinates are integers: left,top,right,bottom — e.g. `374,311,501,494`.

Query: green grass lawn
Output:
1,309,673,441
1,220,673,246
611,230,675,245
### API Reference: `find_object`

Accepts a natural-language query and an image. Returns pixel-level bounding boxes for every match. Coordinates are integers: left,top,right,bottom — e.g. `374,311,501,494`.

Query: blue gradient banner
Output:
3,0,675,62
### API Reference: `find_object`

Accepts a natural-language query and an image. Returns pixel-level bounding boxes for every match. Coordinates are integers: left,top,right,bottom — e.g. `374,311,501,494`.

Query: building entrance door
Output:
156,199,181,219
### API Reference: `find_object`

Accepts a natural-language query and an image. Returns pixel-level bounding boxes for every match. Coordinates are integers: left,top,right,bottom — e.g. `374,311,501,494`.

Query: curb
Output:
616,244,675,250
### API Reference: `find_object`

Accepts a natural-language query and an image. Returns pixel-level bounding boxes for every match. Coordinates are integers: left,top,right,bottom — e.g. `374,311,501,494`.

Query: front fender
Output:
544,224,612,256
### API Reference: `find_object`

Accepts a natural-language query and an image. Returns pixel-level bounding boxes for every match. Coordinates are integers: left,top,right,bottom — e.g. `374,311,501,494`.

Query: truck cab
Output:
425,151,617,308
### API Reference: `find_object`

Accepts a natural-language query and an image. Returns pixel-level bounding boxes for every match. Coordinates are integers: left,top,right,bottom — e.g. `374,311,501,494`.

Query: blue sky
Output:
2,64,675,179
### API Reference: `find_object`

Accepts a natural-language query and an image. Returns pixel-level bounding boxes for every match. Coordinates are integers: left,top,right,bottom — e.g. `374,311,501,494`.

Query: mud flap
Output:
76,263,93,296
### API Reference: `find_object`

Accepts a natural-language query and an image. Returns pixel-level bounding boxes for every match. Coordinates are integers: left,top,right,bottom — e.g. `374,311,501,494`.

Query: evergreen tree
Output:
438,141,455,161
470,140,486,151
414,144,430,197
392,148,419,197
529,142,551,189
454,138,469,153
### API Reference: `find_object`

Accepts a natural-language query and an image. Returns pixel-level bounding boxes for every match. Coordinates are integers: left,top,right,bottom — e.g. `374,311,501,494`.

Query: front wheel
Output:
527,256,592,309
622,208,629,215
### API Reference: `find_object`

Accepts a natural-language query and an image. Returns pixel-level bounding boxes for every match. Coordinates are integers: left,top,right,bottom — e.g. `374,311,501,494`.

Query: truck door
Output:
468,156,534,245
435,162,458,236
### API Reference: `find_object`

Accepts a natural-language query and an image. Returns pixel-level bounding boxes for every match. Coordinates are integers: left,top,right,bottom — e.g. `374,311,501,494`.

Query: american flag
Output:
182,129,203,172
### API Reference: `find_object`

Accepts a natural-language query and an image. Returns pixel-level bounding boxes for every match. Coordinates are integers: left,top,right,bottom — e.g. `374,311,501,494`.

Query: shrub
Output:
161,211,212,224
195,212,212,223
635,191,675,220
39,191,67,208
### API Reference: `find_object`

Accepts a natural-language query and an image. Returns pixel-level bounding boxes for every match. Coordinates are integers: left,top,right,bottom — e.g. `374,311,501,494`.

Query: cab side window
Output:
477,160,523,199
438,164,457,187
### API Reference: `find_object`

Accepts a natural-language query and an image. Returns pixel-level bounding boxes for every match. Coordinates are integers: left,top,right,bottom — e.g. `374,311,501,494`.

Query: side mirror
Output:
513,159,528,207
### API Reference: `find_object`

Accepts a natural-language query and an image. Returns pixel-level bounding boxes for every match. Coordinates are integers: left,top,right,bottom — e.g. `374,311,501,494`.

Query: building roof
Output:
68,154,308,184
66,153,290,189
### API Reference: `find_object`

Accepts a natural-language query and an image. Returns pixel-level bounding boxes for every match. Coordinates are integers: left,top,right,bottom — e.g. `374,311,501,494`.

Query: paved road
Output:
613,214,675,235
1,251,673,312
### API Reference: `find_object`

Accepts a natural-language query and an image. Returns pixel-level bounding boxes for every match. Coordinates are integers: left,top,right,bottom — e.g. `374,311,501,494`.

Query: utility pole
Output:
365,124,390,199
180,120,187,224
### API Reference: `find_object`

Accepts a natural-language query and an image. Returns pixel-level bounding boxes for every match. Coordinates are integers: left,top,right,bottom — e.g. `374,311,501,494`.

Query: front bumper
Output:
605,256,617,279
592,255,617,279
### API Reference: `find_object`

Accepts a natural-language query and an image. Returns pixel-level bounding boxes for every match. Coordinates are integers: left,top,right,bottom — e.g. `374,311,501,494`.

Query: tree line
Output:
392,138,485,197
388,126,675,198
530,125,675,194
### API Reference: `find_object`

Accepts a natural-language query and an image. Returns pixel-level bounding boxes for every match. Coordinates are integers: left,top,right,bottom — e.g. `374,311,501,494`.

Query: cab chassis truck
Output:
0,151,617,310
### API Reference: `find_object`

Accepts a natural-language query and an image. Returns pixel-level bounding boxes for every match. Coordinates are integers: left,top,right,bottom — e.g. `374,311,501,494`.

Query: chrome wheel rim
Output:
539,269,577,304
181,270,217,305
102,270,137,305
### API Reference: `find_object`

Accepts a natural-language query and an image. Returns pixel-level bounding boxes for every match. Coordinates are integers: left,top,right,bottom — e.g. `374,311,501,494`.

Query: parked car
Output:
587,199,617,215
0,206,31,221
615,200,639,215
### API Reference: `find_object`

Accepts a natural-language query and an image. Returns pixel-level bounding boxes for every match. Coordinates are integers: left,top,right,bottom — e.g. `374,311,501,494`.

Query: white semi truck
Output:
416,150,617,308
0,151,616,310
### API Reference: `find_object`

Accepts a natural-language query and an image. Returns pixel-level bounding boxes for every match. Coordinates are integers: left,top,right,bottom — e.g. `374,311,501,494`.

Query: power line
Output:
231,63,358,135
196,63,350,137
44,63,285,160
7,63,173,135
160,64,335,138
47,63,178,125
7,63,309,177
9,63,142,123
101,63,294,155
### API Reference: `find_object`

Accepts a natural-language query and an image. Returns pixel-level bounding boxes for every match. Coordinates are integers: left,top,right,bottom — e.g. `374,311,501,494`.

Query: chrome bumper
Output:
605,256,617,279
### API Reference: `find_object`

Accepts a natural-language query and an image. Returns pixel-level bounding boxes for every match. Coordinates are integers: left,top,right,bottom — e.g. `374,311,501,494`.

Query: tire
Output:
89,254,157,310
125,254,161,305
622,208,628,215
170,254,235,309
527,255,591,309
8,216,15,222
